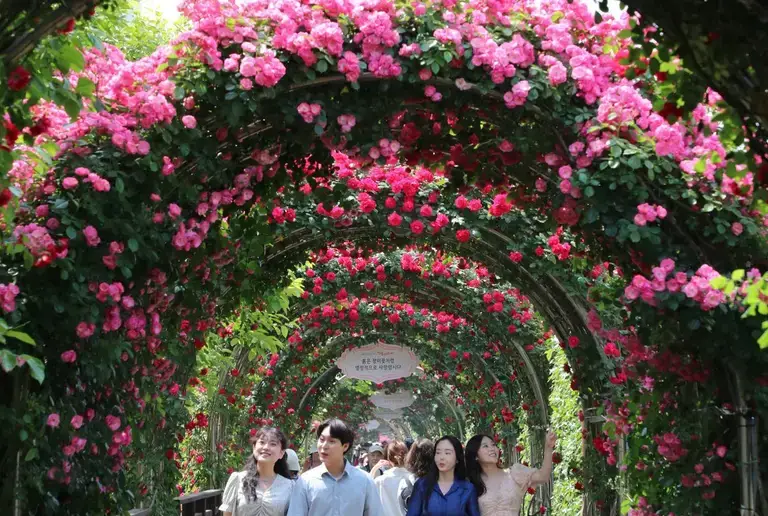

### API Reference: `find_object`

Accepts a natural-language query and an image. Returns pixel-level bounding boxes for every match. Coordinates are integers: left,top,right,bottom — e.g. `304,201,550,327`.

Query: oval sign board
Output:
370,391,415,410
365,419,380,431
336,343,419,383
375,408,404,421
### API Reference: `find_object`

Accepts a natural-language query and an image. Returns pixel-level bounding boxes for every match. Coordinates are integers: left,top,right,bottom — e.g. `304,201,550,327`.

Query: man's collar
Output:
319,459,351,478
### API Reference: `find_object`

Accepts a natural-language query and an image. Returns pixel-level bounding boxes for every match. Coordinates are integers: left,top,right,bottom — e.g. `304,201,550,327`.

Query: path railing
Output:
129,488,223,516
176,489,223,516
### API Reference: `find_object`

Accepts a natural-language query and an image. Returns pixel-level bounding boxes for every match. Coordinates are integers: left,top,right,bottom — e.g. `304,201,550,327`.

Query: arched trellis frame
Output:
1,1,767,514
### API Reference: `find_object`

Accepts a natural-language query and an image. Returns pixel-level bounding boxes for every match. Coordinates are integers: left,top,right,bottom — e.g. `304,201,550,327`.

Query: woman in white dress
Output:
220,426,294,516
464,432,556,516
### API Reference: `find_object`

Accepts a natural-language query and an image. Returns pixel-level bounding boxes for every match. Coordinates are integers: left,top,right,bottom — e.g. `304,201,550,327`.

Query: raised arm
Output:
530,431,557,485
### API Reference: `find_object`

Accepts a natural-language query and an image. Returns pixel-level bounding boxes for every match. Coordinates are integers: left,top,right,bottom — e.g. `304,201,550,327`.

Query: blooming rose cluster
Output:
633,203,668,226
624,259,727,311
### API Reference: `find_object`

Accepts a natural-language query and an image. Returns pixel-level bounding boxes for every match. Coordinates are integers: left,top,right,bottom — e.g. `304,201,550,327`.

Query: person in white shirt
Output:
371,441,410,516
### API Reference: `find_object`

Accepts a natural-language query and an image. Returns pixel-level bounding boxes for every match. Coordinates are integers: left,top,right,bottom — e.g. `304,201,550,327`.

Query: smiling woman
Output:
220,427,293,516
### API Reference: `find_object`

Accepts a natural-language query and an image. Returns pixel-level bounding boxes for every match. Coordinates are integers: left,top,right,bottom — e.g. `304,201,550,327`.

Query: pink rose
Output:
60,350,77,363
71,414,84,429
731,222,743,236
168,203,182,219
182,115,197,129
105,415,121,431
83,225,100,247
47,413,60,428
62,177,78,190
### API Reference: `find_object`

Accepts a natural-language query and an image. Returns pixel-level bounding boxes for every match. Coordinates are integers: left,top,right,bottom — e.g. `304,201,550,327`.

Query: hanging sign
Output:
370,391,415,410
336,343,419,383
375,408,404,421
365,420,381,431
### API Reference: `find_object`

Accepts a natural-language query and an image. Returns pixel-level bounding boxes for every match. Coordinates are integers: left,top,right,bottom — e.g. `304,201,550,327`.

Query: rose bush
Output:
0,0,766,514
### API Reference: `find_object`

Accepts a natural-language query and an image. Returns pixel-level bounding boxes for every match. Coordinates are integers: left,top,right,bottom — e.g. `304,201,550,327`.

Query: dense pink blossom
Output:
0,283,20,313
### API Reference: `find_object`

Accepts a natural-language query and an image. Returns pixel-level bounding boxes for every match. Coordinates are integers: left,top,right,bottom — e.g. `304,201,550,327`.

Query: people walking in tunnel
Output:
371,440,410,516
285,448,301,480
367,442,386,475
464,432,557,516
220,426,295,516
288,418,383,516
302,442,322,473
406,436,480,516
397,438,434,516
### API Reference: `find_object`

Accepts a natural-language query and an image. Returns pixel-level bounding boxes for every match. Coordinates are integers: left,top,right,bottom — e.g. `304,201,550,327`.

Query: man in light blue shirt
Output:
288,419,383,516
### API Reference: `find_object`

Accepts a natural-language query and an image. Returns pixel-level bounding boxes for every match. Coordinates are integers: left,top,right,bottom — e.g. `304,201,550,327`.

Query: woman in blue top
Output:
407,436,481,516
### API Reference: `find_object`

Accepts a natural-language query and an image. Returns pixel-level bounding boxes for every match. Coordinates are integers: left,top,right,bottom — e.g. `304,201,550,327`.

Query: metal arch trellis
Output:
262,225,604,391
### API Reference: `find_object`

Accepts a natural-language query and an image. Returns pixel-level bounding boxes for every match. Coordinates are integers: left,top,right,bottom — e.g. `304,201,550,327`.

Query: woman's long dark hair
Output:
465,434,495,496
421,435,466,511
242,427,291,502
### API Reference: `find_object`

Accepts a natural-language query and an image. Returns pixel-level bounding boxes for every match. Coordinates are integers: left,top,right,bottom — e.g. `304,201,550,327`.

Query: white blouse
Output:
219,471,293,516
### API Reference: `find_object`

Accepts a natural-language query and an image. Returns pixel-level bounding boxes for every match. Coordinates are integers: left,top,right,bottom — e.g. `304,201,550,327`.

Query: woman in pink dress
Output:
464,432,556,516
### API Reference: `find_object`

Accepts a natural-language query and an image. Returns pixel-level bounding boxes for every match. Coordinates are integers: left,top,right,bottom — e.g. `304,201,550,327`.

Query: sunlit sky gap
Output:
139,0,625,23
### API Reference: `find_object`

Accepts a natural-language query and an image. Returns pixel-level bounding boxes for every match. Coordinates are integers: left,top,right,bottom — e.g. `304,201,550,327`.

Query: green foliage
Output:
546,340,583,514
712,269,768,349
71,1,190,60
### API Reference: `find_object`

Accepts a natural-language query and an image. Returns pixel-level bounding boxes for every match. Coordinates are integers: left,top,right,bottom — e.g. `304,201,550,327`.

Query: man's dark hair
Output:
316,418,355,451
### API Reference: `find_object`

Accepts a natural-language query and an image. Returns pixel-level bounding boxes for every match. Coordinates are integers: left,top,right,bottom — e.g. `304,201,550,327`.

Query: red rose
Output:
8,66,32,92
3,120,20,147
0,189,12,207
456,229,471,242
387,212,402,227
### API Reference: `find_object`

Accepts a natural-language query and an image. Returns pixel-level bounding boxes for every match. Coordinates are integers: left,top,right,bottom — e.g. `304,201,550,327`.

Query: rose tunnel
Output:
0,0,767,515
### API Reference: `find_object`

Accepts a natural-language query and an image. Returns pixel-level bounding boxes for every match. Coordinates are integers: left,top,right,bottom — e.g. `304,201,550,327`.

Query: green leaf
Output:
57,45,85,72
62,97,82,119
6,331,35,346
65,226,77,240
731,269,745,282
584,186,595,197
758,330,768,349
0,349,16,372
629,231,641,243
618,29,633,39
25,448,39,461
75,77,96,97
128,238,139,252
174,86,186,100
710,276,728,290
316,60,328,73
21,355,45,384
